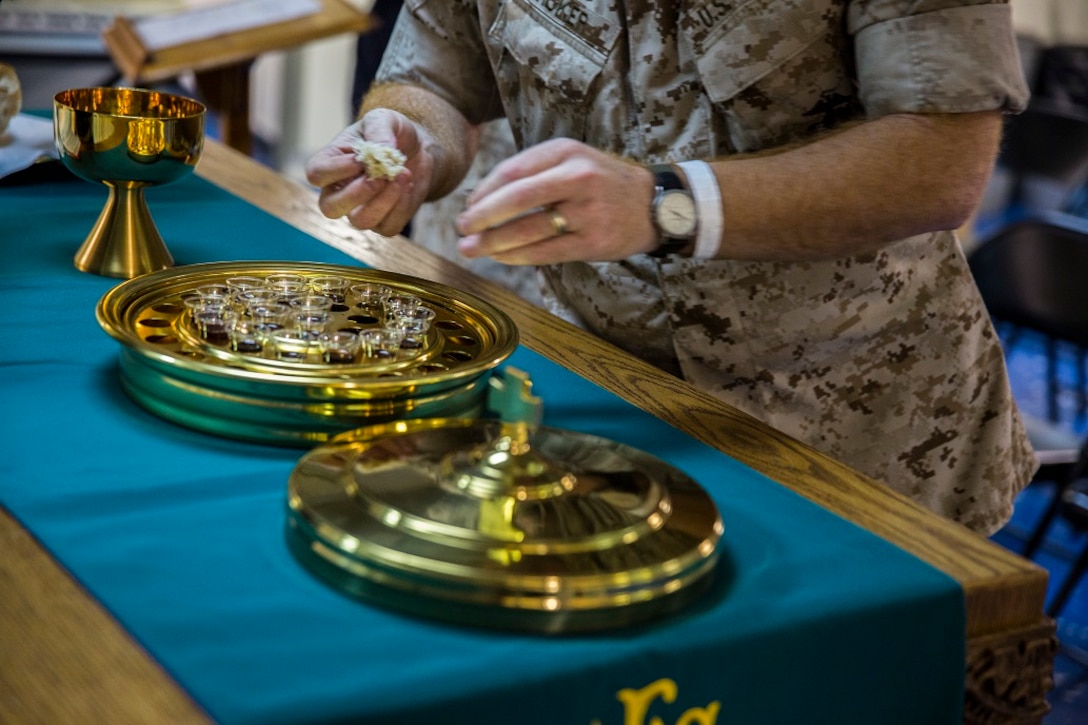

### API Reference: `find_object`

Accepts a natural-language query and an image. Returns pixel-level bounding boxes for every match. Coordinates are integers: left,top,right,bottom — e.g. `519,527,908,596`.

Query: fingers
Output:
345,174,416,236
456,139,596,258
361,108,420,158
466,137,581,205
457,141,658,264
459,175,567,236
304,143,363,191
314,161,415,235
457,146,586,237
463,230,593,266
306,110,423,232
317,173,381,220
459,204,577,263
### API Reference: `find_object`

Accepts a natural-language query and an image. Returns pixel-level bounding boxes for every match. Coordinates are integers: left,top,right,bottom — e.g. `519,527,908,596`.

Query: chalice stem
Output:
74,184,175,278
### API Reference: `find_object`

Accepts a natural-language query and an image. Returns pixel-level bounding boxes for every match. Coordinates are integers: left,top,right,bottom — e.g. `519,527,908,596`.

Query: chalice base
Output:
75,185,174,279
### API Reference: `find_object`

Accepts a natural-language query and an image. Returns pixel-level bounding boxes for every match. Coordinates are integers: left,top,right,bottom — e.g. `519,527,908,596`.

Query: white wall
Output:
268,34,358,184
251,4,366,185
1013,0,1088,44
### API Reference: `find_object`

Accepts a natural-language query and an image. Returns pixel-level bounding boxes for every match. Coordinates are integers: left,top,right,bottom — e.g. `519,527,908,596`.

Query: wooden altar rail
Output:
0,140,1055,724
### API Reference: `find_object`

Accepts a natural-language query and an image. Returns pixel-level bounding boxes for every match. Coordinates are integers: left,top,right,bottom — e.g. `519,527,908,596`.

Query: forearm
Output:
706,111,1003,261
360,82,480,200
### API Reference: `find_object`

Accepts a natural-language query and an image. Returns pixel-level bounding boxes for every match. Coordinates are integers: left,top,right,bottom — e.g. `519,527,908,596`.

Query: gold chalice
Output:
54,87,205,279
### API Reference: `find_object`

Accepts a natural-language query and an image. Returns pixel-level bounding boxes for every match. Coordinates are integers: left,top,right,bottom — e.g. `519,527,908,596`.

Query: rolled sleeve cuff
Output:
852,3,1030,116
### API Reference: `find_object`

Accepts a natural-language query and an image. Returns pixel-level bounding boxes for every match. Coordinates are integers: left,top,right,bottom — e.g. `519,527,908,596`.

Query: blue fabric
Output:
0,169,965,724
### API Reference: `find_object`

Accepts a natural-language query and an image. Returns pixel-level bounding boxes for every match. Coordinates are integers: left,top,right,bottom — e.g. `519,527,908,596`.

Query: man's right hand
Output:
304,108,433,236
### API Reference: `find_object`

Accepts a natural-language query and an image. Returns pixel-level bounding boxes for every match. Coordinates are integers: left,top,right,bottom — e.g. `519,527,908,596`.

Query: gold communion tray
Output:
96,261,519,445
286,372,724,633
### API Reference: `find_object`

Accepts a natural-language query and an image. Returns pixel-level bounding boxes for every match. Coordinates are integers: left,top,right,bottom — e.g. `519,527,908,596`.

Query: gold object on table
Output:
54,87,205,279
96,261,519,445
287,369,724,633
0,62,22,135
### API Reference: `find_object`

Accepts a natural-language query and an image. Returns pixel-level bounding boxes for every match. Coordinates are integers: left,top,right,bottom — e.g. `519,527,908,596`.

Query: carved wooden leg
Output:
964,618,1057,724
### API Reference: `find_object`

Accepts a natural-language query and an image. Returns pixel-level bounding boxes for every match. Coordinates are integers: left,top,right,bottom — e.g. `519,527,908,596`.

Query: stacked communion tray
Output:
96,261,519,446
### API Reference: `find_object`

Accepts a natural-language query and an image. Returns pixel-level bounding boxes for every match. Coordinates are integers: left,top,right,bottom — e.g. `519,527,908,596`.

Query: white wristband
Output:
676,160,723,259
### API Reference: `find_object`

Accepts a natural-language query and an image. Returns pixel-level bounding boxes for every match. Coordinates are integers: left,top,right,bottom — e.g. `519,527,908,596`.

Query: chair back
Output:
999,101,1088,186
968,212,1088,348
997,44,1088,199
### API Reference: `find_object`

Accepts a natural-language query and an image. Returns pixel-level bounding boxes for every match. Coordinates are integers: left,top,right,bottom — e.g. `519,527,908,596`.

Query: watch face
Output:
657,190,697,237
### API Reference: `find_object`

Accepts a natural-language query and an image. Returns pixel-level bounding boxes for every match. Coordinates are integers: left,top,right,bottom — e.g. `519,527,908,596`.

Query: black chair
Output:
968,212,1088,426
969,41,1088,625
1017,439,1088,618
996,44,1088,214
998,100,1088,212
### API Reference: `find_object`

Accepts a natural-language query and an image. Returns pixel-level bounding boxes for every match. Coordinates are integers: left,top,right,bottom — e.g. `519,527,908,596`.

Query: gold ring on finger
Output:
547,206,569,236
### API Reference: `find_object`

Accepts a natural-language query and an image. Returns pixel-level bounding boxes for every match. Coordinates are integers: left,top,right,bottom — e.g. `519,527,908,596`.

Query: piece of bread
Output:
0,63,22,136
351,139,406,181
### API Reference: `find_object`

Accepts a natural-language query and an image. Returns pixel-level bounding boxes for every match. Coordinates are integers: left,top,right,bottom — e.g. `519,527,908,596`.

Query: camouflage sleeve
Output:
374,0,504,125
847,0,1030,116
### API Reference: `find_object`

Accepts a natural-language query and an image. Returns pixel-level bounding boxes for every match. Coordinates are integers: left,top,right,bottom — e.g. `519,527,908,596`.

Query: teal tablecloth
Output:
0,164,965,724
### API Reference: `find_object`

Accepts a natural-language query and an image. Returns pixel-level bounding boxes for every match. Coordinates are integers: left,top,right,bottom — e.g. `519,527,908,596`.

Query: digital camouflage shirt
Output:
378,0,1035,534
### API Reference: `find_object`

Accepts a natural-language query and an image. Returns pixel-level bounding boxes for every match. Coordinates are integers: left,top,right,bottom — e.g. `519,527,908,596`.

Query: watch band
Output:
676,160,724,259
647,164,696,258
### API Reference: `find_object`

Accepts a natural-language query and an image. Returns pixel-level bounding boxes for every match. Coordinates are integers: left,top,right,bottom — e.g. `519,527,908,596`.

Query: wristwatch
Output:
647,163,697,258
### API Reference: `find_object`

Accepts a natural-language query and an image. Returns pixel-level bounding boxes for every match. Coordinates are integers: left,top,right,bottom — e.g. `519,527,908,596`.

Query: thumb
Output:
358,108,409,150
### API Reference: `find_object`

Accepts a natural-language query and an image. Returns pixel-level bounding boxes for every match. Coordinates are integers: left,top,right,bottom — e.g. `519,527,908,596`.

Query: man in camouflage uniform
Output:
306,0,1036,534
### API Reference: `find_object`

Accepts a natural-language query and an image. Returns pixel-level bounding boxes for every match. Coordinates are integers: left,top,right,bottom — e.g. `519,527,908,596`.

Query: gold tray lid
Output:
286,370,724,633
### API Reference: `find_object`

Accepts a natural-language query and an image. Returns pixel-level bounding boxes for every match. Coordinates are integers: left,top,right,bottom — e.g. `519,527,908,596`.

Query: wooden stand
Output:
102,0,375,154
965,620,1057,723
